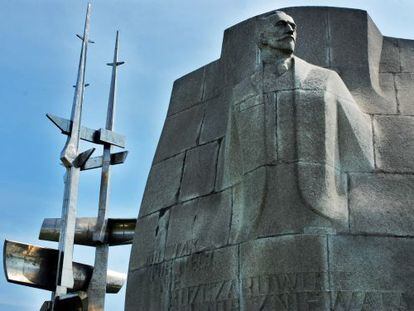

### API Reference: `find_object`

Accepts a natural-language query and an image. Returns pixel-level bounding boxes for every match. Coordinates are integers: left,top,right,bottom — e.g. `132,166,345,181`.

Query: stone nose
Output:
285,23,296,35
286,23,295,34
286,29,295,36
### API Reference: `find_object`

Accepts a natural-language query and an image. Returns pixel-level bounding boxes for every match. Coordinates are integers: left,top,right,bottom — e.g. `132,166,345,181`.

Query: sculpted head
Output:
259,11,297,58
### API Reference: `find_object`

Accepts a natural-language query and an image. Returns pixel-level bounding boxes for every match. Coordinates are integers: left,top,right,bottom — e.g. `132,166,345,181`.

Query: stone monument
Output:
126,6,414,310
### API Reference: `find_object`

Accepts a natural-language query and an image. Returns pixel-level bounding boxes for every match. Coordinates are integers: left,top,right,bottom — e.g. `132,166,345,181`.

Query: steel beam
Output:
47,114,126,148
81,151,128,171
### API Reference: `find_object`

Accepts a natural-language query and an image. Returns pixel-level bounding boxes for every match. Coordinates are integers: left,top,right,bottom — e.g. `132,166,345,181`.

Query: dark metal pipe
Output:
39,218,136,246
3,240,125,293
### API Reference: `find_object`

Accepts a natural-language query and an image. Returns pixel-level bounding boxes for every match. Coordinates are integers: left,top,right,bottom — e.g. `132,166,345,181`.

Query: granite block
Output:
395,73,414,115
140,153,184,216
379,73,397,105
155,105,204,163
380,37,400,73
179,141,218,201
203,59,224,101
125,262,172,311
128,211,169,271
374,115,414,172
240,234,330,310
399,39,414,73
349,173,414,236
329,235,414,309
166,190,231,260
199,91,230,144
221,17,258,86
170,246,239,310
167,67,205,116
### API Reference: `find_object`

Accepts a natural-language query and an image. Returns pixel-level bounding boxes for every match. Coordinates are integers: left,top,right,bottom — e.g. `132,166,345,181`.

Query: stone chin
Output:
274,37,296,54
261,37,296,56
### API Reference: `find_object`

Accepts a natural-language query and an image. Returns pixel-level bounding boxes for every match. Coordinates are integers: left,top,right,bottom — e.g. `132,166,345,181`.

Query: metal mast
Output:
87,31,124,310
54,2,93,304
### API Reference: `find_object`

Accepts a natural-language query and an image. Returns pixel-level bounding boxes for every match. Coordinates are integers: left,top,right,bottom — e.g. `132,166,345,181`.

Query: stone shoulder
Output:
299,59,339,87
296,57,353,101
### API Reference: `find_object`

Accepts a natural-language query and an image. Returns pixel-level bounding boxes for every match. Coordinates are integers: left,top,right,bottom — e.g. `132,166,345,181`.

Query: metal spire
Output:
53,2,93,306
60,2,92,167
87,30,124,310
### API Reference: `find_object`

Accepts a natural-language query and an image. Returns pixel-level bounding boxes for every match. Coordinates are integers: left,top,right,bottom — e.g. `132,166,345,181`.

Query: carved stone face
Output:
260,11,297,55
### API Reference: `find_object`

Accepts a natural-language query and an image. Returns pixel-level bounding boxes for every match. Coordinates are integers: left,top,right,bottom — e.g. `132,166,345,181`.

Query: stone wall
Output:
126,7,414,310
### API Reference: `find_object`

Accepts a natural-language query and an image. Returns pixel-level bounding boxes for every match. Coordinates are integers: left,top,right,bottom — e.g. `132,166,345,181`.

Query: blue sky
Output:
1,0,414,310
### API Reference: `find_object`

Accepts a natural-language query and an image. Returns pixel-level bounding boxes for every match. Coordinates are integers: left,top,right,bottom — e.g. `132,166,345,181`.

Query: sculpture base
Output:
127,233,413,310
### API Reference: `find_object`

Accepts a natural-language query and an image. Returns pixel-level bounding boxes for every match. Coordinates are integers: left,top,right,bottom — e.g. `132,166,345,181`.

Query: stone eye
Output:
275,21,286,27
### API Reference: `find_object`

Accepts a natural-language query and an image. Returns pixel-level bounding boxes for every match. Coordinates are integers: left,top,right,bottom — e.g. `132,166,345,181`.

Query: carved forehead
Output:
260,11,295,25
274,11,295,24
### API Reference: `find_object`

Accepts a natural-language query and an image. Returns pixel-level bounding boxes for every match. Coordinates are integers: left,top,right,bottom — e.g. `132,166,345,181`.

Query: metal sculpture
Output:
3,3,134,310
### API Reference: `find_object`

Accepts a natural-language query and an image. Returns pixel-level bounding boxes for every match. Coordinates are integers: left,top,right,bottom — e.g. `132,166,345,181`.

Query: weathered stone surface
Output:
329,9,368,70
379,73,397,106
285,7,392,114
380,37,400,73
128,211,169,270
125,262,171,311
295,89,338,168
276,90,296,161
214,138,226,192
170,246,239,310
179,141,218,201
263,63,295,93
199,91,230,144
203,59,224,101
155,105,204,163
140,153,184,216
336,95,375,172
374,115,414,172
297,163,348,222
166,190,231,260
329,235,414,308
396,73,414,115
349,173,414,236
127,7,414,310
222,7,398,114
221,17,258,86
167,67,205,116
231,98,267,173
230,164,347,244
223,91,277,185
232,70,262,105
240,235,330,310
282,7,330,68
399,39,414,73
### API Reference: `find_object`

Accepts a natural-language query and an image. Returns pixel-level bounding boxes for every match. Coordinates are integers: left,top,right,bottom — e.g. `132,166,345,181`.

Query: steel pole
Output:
87,31,122,311
53,3,92,308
